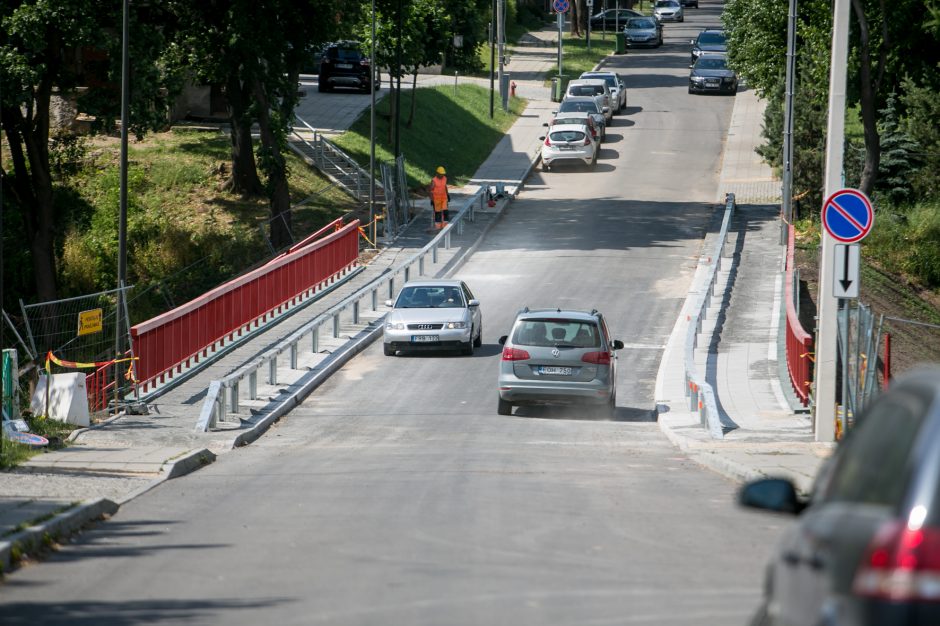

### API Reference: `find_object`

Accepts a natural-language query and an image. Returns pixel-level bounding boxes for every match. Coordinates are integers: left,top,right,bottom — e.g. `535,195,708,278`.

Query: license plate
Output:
558,145,574,150
337,63,353,69
539,366,572,376
411,335,438,343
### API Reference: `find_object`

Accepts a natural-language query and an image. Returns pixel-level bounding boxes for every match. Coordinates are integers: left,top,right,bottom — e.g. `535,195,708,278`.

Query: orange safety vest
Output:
430,175,448,202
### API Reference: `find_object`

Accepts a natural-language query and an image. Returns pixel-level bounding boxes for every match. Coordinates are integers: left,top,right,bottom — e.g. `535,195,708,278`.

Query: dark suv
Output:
318,41,374,93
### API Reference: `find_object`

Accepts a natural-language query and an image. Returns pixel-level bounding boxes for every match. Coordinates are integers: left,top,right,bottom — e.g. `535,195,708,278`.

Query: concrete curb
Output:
163,448,217,480
0,498,118,575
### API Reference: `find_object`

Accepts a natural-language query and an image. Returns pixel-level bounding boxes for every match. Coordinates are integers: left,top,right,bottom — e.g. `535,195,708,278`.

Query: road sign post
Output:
553,0,568,86
832,244,860,299
586,0,593,51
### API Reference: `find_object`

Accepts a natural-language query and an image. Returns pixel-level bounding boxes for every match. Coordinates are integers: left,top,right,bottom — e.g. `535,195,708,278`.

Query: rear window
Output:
549,130,586,142
559,100,598,114
569,85,603,97
512,319,600,348
331,46,363,61
697,32,726,45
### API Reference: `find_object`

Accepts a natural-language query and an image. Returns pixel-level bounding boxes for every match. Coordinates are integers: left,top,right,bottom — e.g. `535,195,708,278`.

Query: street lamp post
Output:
370,0,377,245
115,0,130,411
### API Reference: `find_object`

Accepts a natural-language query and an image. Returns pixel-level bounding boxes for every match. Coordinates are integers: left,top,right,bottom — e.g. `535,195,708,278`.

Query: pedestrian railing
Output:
784,224,814,406
683,193,736,439
289,116,383,204
196,187,490,432
132,219,360,395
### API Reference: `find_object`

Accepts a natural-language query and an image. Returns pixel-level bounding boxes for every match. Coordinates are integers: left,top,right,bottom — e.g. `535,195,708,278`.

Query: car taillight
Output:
581,351,611,365
360,59,370,65
544,136,551,146
853,518,940,602
583,136,591,145
502,347,531,361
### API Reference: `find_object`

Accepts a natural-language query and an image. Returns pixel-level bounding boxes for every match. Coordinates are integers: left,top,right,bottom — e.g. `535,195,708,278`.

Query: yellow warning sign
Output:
78,308,103,336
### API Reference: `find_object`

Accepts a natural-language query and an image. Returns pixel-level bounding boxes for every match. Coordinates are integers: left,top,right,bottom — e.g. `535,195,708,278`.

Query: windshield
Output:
698,32,726,45
656,1,678,6
696,57,727,70
394,286,465,308
569,85,603,96
549,130,586,142
559,100,599,114
511,319,600,348
627,18,656,29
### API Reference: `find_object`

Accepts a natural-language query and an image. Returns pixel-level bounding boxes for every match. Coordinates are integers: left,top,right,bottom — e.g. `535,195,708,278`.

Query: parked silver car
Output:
623,17,663,48
579,71,628,114
497,308,623,416
653,0,684,22
565,79,612,122
384,280,482,356
540,124,598,171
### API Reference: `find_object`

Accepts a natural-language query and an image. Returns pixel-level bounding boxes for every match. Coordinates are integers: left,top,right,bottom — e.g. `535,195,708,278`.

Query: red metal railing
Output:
87,362,111,412
130,219,360,392
785,224,814,405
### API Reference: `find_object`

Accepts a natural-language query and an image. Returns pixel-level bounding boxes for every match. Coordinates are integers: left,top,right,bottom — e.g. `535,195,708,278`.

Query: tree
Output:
1,0,174,302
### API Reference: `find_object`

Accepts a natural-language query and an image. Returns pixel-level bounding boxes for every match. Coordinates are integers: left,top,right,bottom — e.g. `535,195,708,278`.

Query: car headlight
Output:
691,76,705,83
446,321,467,329
386,322,405,330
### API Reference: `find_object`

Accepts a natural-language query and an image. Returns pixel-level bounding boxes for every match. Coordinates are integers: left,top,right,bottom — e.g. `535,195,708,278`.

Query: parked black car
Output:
688,55,738,95
589,8,642,31
318,41,375,93
678,0,698,7
740,367,940,626
690,29,728,63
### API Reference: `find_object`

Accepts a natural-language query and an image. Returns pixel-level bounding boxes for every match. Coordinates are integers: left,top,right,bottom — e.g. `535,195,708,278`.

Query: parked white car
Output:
564,79,612,121
541,123,598,171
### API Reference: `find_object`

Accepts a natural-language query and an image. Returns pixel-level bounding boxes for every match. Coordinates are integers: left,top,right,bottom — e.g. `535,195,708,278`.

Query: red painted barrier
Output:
87,363,111,412
785,224,814,405
130,219,360,392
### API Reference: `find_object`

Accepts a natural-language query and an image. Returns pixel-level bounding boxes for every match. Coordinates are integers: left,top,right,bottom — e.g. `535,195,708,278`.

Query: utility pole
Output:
780,0,797,245
394,0,403,158
497,0,506,111
490,2,496,118
814,0,852,442
115,0,130,410
370,0,377,243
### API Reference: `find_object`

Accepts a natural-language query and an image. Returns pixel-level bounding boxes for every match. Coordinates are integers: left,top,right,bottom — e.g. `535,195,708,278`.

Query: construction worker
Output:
429,166,451,230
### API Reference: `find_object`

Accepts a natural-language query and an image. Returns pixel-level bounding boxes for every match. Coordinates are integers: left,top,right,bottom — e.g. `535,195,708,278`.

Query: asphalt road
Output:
0,5,788,625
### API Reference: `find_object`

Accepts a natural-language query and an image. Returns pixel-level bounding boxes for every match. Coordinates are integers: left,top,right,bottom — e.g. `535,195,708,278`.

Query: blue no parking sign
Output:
552,0,570,13
821,188,874,243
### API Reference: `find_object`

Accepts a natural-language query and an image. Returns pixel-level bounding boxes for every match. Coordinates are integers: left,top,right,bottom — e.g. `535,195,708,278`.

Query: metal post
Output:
370,0,377,246
490,4,496,118
781,0,798,245
114,0,130,413
839,299,849,436
353,301,360,325
557,12,564,79
372,289,378,311
290,342,298,369
312,325,319,353
404,266,410,282
230,382,239,415
269,356,277,385
249,370,258,400
497,0,506,110
333,313,340,338
814,0,851,442
419,256,425,276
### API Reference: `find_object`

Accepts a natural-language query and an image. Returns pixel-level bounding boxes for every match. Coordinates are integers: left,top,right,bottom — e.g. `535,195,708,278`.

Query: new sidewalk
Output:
655,87,832,496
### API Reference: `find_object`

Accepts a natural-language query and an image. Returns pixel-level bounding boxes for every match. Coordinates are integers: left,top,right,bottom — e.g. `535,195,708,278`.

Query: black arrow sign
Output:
840,245,853,293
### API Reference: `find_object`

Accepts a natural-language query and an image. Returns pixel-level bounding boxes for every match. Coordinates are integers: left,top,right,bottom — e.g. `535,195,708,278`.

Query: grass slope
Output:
332,83,526,190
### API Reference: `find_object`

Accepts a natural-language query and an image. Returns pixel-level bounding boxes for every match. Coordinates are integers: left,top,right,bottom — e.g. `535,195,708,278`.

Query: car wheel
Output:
473,324,483,348
542,162,551,172
318,81,327,92
688,86,694,94
497,397,513,416
383,343,395,356
462,339,474,356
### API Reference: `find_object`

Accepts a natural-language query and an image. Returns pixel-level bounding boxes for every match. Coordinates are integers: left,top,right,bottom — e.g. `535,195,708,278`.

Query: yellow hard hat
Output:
436,166,446,175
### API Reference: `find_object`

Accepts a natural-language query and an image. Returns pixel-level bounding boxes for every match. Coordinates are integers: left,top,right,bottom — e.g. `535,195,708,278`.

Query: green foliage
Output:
331,83,525,189
874,92,921,206
865,202,940,289
900,74,940,199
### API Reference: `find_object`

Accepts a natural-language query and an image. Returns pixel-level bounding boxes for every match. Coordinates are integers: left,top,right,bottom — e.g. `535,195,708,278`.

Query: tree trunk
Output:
249,76,293,251
570,1,582,37
851,0,885,197
407,71,418,128
224,72,264,196
1,85,58,302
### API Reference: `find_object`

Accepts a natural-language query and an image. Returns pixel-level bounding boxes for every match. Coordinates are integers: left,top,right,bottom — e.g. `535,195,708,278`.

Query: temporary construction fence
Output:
130,218,360,395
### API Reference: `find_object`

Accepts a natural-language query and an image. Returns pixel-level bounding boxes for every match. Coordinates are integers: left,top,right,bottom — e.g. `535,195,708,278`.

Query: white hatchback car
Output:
541,123,597,171
383,280,482,356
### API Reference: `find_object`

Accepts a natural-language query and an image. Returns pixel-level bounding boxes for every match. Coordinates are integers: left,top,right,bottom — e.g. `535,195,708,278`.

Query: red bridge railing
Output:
129,218,360,393
785,224,813,405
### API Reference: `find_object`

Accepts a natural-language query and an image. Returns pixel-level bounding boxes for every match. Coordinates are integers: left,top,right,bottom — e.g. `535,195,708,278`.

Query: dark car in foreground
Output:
318,41,374,93
688,55,738,95
740,367,940,626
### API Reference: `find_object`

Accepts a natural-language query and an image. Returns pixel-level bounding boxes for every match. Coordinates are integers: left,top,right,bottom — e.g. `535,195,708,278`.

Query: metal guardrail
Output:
785,224,814,406
683,193,736,440
196,187,489,432
290,116,382,203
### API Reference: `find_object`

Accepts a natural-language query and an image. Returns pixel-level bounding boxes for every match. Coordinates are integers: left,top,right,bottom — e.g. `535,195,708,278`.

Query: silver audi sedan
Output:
383,280,483,356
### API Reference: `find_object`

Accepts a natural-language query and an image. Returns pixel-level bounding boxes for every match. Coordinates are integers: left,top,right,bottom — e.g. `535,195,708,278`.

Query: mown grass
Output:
331,83,527,190
548,36,613,91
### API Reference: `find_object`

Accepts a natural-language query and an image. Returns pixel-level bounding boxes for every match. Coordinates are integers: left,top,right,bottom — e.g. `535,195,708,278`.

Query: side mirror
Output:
551,110,558,115
498,335,508,345
602,106,610,113
468,299,480,307
384,299,394,307
689,64,694,69
542,122,549,127
611,339,624,350
539,136,546,141
738,478,805,515
690,39,695,45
